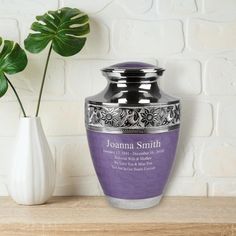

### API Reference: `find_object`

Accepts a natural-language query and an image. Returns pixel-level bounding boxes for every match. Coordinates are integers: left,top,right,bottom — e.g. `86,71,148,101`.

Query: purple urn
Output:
85,62,180,209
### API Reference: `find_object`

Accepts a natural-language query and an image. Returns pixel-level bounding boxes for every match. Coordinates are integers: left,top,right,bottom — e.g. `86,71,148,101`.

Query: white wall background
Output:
0,0,235,197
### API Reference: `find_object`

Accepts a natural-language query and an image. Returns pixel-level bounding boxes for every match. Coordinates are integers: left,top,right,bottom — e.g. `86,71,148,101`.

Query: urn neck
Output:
103,80,161,104
107,80,160,91
104,74,159,84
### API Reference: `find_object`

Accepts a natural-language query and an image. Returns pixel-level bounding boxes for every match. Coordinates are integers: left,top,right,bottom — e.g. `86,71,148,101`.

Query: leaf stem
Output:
35,44,53,117
5,75,27,117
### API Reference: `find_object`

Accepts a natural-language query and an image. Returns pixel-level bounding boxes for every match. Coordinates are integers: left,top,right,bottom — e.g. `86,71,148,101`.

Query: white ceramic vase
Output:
8,117,56,205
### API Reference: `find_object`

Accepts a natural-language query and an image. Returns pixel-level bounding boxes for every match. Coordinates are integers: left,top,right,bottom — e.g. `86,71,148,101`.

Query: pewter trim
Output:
106,195,162,209
86,124,180,134
85,103,180,131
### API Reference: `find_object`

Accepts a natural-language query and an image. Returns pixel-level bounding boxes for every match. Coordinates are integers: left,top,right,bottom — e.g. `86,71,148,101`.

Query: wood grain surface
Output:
0,196,236,236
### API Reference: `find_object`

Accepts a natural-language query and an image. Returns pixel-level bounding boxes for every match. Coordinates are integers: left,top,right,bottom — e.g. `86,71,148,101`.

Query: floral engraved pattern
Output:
101,108,119,126
141,108,161,127
86,103,180,129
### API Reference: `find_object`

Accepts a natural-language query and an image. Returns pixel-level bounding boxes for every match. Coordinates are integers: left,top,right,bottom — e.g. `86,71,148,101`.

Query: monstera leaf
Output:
24,7,90,57
0,37,28,97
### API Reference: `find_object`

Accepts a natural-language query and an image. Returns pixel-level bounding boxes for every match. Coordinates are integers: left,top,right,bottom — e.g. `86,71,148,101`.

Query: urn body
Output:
85,62,180,209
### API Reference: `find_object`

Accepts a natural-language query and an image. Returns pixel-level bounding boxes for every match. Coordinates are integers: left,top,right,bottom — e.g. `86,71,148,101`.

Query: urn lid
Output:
102,62,164,78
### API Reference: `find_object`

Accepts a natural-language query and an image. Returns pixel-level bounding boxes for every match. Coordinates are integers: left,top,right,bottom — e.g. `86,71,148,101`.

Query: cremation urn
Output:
85,62,180,209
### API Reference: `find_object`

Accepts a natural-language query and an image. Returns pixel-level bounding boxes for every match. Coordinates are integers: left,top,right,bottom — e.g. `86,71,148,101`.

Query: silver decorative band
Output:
87,124,180,134
85,102,180,132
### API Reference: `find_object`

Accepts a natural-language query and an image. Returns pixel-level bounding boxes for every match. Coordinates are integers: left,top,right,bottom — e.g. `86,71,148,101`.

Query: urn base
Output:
106,195,162,209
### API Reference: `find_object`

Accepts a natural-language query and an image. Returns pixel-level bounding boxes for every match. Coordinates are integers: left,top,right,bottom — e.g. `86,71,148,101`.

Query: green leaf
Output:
0,37,28,97
0,73,8,97
24,7,90,57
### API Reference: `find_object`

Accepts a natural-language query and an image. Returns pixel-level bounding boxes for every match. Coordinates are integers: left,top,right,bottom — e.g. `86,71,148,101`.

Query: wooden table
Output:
0,196,236,236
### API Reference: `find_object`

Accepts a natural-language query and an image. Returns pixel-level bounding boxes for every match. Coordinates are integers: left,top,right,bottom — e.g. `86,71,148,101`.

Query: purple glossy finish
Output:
103,61,156,69
87,129,179,200
101,61,164,76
